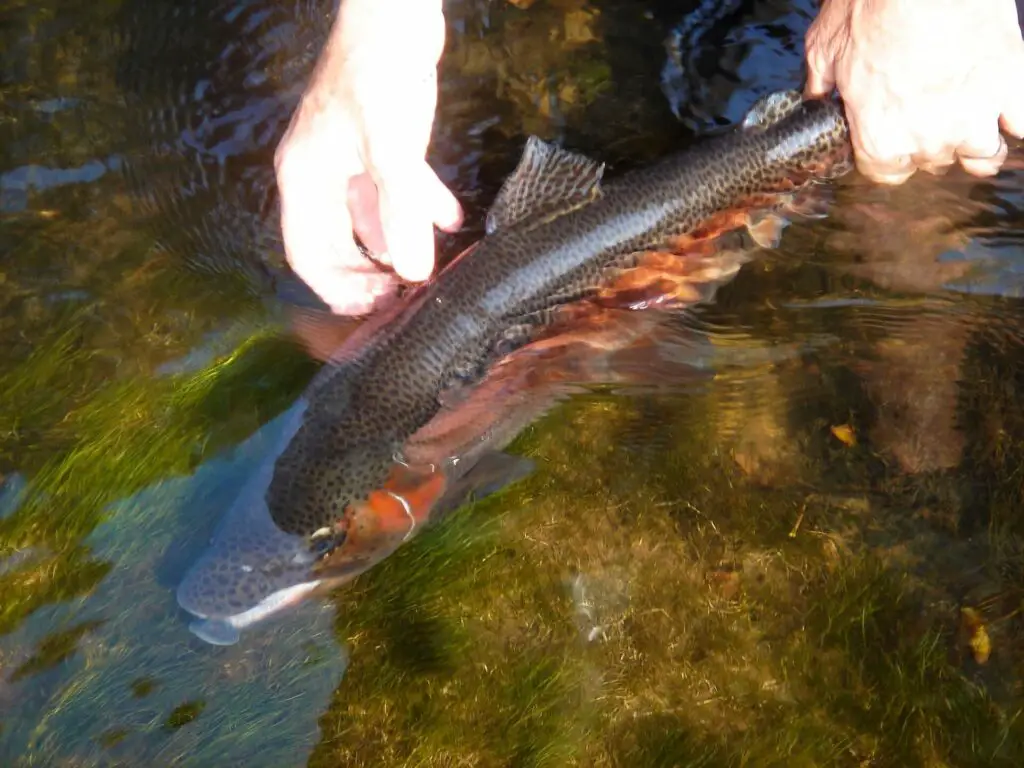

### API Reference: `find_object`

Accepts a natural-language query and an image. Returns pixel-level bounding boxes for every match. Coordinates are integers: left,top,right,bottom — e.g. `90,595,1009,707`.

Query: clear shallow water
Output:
3,0,1024,765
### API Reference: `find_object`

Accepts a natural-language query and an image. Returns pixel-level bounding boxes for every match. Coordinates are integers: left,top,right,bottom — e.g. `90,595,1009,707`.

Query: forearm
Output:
327,0,446,67
821,0,1017,22
304,0,446,109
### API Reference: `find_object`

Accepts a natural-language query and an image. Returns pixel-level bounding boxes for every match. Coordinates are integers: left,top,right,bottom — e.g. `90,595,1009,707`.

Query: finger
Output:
350,167,460,276
347,172,388,256
913,141,957,176
956,128,1007,178
999,43,1024,139
374,164,438,283
803,50,836,99
349,166,460,273
803,21,837,98
846,109,917,185
357,67,442,283
278,152,397,315
862,165,916,185
1000,102,1024,140
284,217,397,315
427,169,464,233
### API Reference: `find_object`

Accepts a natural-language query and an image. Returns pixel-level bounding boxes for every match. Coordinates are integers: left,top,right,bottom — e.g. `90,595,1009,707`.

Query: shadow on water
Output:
3,0,1024,765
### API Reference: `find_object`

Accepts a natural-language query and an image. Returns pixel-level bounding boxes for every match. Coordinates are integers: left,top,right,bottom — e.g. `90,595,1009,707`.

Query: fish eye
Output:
310,528,346,559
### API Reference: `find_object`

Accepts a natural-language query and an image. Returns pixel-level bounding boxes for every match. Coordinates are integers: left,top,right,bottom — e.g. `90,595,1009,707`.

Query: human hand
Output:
805,0,1024,184
274,0,462,315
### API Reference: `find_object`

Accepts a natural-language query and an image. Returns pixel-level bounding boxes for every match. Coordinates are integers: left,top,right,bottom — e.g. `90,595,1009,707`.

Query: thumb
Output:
999,41,1024,139
277,136,397,315
356,55,452,282
372,161,440,283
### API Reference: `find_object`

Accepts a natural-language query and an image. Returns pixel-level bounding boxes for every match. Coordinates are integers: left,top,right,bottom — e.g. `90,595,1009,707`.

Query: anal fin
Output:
782,185,834,220
743,186,837,247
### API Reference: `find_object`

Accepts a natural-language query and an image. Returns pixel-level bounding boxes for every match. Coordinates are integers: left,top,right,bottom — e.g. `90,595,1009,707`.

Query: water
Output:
2,0,1024,765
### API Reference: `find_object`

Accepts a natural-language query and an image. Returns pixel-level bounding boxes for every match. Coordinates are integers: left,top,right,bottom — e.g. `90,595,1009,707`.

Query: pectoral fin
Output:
432,451,537,519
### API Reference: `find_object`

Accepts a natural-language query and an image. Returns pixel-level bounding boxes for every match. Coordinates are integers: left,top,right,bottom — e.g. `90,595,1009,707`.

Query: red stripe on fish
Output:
342,463,449,544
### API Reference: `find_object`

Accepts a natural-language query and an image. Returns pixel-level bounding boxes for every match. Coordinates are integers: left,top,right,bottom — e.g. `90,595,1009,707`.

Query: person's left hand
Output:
805,0,1024,185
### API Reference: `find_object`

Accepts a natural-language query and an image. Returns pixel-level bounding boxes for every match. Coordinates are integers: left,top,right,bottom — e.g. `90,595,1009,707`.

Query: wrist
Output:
331,0,446,63
834,0,1015,22
298,0,445,124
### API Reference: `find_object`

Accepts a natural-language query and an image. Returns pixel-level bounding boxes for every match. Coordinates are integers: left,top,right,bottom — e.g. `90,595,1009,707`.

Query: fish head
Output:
174,400,344,646
175,401,446,645
176,449,534,646
175,505,325,646
176,354,541,647
174,420,336,645
175,483,434,645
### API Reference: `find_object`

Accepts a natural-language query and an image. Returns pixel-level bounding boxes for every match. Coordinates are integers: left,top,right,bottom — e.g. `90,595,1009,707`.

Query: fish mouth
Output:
175,394,430,646
179,578,324,646
174,517,324,646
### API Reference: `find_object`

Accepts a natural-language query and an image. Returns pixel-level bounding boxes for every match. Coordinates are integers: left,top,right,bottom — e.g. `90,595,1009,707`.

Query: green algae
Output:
3,303,1024,767
301,373,1024,768
0,323,343,766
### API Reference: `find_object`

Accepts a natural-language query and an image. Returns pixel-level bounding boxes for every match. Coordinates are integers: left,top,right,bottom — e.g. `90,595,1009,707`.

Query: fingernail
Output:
958,158,1003,178
400,261,433,283
956,136,1007,161
384,251,429,283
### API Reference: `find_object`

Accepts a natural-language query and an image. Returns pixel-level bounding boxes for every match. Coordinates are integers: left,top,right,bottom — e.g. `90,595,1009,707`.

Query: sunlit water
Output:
3,0,1024,765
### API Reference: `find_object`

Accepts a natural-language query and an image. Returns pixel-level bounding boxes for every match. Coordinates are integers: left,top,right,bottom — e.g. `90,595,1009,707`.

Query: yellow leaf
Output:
830,424,857,447
960,606,991,665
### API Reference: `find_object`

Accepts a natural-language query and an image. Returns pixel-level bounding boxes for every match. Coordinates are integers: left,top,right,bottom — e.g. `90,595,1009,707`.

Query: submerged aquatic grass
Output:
0,318,318,634
3,0,1021,765
3,214,1024,768
2,292,1023,767
0,318,345,766
304,362,1024,768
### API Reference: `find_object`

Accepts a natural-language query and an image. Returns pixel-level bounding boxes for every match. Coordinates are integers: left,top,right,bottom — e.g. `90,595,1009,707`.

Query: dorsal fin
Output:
740,89,804,132
485,136,605,235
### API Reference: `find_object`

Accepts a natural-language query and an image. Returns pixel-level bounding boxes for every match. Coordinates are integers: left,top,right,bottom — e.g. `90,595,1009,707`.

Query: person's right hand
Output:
805,0,1024,184
274,0,462,315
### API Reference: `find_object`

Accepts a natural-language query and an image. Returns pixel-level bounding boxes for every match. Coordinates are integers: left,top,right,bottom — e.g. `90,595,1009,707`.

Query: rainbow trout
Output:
176,90,852,645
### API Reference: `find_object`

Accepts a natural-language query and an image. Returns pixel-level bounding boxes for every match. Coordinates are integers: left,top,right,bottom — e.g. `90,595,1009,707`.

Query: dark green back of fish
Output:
267,91,852,538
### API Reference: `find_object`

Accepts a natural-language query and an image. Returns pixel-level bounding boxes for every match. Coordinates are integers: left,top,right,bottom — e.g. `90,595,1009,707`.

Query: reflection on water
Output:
3,0,1024,765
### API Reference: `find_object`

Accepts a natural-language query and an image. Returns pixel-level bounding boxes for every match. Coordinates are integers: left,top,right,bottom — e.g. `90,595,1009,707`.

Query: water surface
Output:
3,0,1024,765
